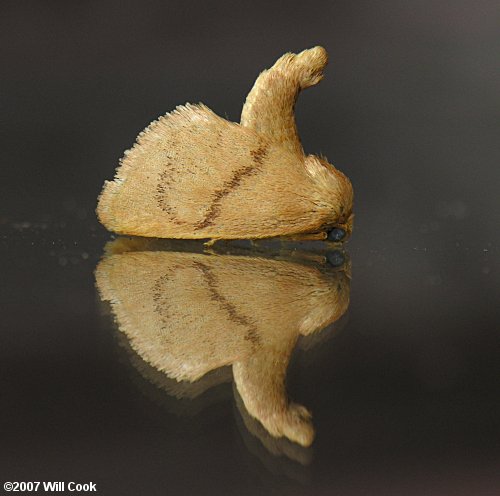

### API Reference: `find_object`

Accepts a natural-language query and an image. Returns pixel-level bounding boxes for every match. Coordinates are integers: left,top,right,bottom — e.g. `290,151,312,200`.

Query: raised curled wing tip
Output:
297,46,328,64
294,46,329,89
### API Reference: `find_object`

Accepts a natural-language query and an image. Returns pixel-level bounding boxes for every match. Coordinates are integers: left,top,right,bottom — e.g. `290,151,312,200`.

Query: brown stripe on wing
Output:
193,261,260,345
156,155,184,225
194,143,268,230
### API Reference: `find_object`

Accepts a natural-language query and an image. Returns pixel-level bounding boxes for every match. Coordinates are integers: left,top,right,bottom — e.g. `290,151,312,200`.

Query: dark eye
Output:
327,227,346,242
327,250,345,267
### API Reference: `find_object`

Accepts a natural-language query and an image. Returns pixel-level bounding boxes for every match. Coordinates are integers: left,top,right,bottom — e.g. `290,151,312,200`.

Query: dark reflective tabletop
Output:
1,217,498,495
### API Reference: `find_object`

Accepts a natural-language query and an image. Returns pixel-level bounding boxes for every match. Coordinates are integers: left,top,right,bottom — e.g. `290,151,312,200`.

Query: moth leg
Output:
280,232,328,242
287,252,327,264
203,238,219,248
240,46,328,157
248,238,268,249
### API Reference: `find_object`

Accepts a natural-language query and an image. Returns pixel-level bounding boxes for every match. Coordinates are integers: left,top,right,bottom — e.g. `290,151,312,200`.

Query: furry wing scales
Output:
97,104,327,239
95,251,253,381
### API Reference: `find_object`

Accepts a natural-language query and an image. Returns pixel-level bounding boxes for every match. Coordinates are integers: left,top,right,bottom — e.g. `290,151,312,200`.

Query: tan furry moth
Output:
97,46,353,243
95,238,351,446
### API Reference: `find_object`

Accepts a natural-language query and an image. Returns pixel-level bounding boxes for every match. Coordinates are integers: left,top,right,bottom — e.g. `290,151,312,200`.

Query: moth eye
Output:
327,227,346,242
326,250,345,267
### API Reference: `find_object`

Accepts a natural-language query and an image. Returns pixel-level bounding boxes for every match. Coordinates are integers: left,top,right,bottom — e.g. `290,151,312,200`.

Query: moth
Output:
97,46,353,243
96,238,351,447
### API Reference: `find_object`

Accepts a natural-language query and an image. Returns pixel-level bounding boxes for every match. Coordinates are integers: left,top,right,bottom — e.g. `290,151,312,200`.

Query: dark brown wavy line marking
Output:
156,153,188,226
193,261,260,345
194,143,268,230
152,272,174,334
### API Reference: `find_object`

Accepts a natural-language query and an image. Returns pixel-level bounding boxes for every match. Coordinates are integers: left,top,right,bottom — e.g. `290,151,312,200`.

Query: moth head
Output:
305,155,354,240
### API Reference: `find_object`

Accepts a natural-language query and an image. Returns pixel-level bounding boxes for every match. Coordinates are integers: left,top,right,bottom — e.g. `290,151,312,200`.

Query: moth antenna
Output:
240,46,328,157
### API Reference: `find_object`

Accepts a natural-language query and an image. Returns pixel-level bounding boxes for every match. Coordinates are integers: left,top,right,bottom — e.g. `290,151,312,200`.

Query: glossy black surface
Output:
1,1,499,495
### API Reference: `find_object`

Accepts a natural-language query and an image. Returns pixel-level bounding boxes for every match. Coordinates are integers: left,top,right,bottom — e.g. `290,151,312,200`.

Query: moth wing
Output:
97,104,330,239
96,244,349,379
95,251,254,382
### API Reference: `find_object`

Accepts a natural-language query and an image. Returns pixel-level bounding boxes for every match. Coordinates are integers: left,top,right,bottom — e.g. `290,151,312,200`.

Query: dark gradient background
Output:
1,1,499,495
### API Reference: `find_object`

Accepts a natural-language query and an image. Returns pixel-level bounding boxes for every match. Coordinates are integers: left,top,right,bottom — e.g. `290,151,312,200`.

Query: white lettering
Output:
67,481,97,492
43,481,63,491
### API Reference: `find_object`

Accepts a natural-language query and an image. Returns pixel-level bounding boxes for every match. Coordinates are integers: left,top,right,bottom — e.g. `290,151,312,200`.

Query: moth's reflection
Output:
96,238,350,454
